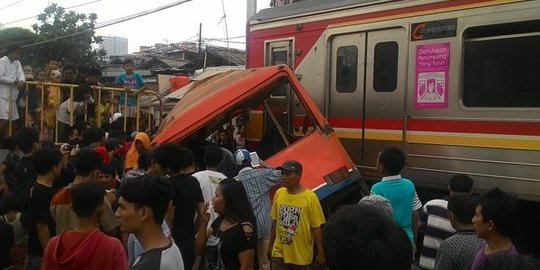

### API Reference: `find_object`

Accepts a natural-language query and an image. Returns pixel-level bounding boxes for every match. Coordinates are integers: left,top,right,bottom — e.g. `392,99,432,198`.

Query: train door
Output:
329,33,366,164
363,28,407,169
261,40,294,157
329,28,407,171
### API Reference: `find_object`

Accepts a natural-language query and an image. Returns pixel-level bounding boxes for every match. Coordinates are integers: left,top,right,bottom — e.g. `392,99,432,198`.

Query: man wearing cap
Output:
233,149,282,270
268,160,326,269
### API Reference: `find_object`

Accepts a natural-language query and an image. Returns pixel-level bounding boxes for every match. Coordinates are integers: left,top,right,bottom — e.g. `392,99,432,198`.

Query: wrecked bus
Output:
153,65,368,212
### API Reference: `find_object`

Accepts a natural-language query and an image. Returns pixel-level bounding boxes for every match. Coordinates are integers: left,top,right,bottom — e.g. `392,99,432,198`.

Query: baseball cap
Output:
277,160,303,173
234,149,251,166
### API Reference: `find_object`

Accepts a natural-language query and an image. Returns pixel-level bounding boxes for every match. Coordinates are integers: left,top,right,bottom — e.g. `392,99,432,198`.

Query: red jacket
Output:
42,228,127,270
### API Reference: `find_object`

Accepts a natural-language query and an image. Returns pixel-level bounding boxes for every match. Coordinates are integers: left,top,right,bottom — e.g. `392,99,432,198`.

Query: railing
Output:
11,81,163,143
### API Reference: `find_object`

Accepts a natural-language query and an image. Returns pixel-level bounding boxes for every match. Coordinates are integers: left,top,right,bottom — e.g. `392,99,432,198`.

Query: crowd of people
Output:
1,45,539,270
0,44,152,144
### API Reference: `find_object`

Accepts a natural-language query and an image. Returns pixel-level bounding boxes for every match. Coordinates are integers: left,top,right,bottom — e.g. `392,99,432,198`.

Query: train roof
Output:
251,0,391,23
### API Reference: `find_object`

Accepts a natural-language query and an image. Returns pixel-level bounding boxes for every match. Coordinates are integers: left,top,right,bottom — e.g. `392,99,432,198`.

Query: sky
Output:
0,0,271,53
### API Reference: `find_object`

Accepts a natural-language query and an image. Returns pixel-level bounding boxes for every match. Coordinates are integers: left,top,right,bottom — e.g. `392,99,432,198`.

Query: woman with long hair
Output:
195,178,257,270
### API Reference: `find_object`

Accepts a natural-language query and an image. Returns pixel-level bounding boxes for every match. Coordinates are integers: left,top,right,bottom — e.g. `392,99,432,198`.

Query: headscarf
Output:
124,132,151,171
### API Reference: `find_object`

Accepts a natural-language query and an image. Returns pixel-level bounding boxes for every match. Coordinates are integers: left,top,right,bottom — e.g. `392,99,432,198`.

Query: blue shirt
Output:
371,175,422,242
116,72,144,106
236,167,282,239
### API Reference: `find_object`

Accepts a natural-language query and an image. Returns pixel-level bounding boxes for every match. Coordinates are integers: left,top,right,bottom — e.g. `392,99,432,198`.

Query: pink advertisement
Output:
415,43,450,108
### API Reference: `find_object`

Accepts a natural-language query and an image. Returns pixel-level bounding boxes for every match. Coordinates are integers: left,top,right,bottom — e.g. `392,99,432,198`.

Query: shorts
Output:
0,97,19,121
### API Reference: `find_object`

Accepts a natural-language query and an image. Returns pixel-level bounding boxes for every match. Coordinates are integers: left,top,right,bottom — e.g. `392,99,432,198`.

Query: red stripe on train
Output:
328,117,540,136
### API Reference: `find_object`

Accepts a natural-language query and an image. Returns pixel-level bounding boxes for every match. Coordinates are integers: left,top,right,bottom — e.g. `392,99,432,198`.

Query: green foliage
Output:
0,27,39,65
28,4,106,68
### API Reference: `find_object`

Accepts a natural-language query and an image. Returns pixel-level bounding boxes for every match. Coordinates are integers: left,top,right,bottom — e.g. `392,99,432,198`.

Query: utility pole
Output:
198,22,203,69
246,0,256,22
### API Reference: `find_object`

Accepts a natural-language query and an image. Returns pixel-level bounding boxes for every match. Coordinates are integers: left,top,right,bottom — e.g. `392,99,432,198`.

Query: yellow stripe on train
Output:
334,128,540,150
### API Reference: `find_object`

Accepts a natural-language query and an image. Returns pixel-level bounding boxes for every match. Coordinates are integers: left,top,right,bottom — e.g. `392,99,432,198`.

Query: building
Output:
99,36,129,56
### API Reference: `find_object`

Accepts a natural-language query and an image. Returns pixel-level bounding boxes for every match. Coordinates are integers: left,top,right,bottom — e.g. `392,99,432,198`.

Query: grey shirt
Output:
434,230,485,270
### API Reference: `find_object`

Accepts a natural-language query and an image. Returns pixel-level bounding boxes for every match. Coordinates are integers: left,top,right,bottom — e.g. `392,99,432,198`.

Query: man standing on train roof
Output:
0,45,25,141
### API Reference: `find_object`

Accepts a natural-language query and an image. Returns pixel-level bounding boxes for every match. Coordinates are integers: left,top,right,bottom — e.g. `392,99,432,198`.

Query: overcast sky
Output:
1,0,270,53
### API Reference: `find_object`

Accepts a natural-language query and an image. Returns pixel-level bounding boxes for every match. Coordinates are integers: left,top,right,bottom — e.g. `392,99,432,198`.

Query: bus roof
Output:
153,65,328,144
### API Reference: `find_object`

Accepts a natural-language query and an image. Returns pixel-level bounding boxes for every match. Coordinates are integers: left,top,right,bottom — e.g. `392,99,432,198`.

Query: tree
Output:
0,27,39,65
30,4,106,68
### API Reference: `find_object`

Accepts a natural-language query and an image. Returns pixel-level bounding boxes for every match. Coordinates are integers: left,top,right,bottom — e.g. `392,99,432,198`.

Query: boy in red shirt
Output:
42,182,127,270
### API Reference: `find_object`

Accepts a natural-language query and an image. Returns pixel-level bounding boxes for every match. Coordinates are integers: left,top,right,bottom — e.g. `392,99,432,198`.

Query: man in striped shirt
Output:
419,174,474,269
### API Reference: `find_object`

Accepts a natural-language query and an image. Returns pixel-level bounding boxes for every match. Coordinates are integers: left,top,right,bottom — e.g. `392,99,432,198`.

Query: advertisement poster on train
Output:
415,42,449,108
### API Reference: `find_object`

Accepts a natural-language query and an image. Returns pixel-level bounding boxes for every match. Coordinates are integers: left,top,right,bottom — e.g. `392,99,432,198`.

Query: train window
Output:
373,41,398,92
336,46,358,93
271,49,289,97
463,20,540,107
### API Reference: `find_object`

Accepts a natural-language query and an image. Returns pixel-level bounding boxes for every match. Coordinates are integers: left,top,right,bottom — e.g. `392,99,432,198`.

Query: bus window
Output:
258,80,317,159
463,20,540,107
373,41,398,92
336,46,358,93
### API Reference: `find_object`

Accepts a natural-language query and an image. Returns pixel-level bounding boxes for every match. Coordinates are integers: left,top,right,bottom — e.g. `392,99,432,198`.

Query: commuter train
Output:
246,0,540,201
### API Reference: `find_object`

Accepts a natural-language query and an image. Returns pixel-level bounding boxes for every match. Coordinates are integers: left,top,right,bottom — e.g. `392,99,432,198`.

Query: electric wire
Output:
1,0,103,25
17,0,193,48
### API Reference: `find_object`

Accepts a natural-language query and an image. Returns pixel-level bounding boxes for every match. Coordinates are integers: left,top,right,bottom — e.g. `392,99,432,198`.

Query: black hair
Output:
323,204,412,270
33,147,62,175
152,143,194,173
104,138,119,152
477,254,540,270
100,90,111,97
62,64,76,73
108,129,126,140
122,59,135,66
0,192,20,215
82,127,105,146
100,163,116,176
67,126,79,137
15,127,39,154
218,178,256,224
1,136,17,151
47,56,60,63
73,84,91,102
77,65,89,75
7,44,21,54
478,187,518,237
118,175,173,224
138,150,151,171
74,149,103,177
204,145,224,168
86,67,102,77
448,193,477,225
71,182,106,218
378,147,406,175
449,174,474,193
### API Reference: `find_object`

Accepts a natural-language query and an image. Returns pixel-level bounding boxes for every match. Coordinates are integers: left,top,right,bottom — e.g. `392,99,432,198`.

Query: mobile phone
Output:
65,144,77,151
250,152,261,168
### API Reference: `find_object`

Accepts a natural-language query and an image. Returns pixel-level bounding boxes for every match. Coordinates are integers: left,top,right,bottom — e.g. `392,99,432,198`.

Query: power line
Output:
1,0,103,25
0,0,26,10
19,0,193,48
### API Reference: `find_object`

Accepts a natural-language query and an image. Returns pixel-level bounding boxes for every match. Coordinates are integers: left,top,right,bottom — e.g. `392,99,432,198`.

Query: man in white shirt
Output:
0,45,25,140
192,145,227,226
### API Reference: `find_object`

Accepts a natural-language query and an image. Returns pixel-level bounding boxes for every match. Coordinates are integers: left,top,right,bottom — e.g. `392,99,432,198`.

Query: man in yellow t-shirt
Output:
268,160,326,269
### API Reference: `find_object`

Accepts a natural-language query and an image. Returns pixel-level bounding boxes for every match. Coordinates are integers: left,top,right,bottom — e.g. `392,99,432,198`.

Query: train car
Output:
247,0,540,202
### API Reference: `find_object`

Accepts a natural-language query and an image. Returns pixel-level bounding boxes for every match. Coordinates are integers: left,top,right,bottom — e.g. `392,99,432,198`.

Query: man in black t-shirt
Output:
152,143,204,270
26,147,62,270
13,128,39,204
